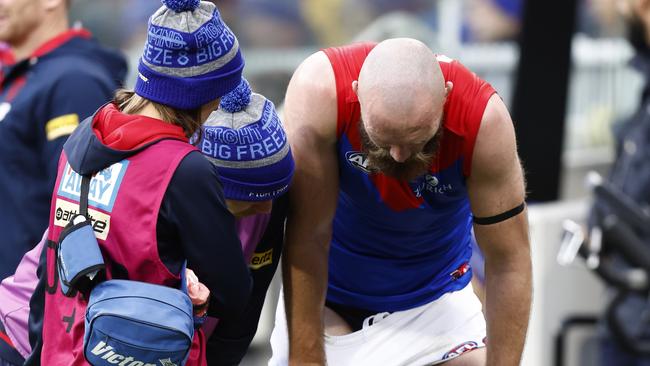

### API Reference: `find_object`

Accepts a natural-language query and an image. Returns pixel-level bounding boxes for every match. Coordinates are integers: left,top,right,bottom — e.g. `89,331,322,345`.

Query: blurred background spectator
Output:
463,0,523,42
0,0,126,281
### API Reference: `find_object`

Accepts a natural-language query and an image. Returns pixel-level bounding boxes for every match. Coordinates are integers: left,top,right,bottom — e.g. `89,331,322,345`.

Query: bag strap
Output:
180,260,188,294
78,173,190,295
79,175,91,218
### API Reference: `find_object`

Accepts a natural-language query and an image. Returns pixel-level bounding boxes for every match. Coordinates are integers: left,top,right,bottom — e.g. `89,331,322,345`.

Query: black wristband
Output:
473,202,526,225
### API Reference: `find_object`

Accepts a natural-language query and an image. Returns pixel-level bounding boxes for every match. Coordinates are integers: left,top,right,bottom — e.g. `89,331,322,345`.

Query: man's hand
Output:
186,268,210,316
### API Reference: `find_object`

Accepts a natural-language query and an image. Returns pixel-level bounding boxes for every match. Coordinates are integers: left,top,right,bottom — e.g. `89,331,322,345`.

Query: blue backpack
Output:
56,175,195,366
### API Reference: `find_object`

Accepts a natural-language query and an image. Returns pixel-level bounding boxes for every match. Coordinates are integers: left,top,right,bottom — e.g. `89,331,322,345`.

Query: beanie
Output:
135,0,244,110
200,79,294,201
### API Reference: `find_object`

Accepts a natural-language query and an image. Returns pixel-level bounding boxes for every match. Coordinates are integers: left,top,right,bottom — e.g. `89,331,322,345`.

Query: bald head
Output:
356,38,446,144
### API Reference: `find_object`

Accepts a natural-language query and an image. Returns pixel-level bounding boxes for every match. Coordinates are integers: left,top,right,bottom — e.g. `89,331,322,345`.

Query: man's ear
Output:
352,80,358,96
445,81,454,97
42,0,66,11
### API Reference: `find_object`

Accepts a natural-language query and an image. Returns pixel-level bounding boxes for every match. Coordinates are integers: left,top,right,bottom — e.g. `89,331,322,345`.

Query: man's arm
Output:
467,94,531,366
282,51,339,365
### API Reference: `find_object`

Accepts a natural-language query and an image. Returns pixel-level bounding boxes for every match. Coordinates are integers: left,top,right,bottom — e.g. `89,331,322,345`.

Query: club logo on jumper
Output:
345,151,371,173
54,199,111,240
57,161,129,212
450,262,471,281
89,340,162,366
250,248,273,270
442,341,479,360
413,174,453,197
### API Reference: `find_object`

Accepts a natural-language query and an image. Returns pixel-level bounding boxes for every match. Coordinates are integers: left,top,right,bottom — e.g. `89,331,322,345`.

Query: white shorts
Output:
269,284,486,366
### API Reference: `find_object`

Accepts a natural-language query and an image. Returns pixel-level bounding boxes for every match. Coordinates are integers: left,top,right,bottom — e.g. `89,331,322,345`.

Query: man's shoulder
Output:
292,51,337,98
284,51,338,143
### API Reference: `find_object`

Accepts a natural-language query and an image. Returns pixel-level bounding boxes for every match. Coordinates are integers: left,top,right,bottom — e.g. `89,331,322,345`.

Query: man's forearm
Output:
283,236,330,365
484,253,532,366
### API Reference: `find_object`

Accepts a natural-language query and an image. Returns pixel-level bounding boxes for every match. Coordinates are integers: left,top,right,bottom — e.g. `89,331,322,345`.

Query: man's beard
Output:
358,120,443,181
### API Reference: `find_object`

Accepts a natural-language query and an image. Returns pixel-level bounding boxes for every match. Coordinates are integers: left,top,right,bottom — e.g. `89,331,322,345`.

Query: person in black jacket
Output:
197,79,294,365
0,0,127,280
591,1,650,364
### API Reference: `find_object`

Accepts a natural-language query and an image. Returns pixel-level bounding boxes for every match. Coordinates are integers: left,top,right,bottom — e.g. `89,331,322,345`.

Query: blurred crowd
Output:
70,0,630,52
64,0,636,118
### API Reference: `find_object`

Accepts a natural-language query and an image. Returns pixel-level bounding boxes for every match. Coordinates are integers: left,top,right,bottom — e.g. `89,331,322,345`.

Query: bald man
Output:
270,39,531,366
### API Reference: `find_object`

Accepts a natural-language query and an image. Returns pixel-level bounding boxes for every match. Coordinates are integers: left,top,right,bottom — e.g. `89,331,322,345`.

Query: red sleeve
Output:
439,56,496,176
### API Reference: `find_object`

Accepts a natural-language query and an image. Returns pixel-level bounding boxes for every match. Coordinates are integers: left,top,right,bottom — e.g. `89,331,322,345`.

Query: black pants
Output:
325,300,385,332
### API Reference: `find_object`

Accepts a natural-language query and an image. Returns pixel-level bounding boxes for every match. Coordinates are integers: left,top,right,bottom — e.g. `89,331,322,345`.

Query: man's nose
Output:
389,146,411,162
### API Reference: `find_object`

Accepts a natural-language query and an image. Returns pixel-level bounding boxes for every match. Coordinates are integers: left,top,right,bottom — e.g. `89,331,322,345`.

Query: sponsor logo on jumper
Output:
54,199,111,240
413,174,453,197
202,106,286,161
250,248,273,270
442,341,479,359
57,161,129,212
90,340,159,366
345,151,371,173
450,262,471,281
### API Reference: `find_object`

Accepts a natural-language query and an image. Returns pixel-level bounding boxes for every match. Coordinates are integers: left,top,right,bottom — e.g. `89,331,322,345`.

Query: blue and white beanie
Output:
135,0,244,110
200,79,294,201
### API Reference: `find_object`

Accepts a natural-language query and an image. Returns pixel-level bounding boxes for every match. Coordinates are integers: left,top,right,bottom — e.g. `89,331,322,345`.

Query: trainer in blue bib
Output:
58,172,196,366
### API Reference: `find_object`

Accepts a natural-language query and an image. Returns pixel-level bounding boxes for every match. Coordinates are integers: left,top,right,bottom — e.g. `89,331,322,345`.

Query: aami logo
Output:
57,161,129,213
345,151,371,173
250,248,273,270
54,199,111,240
442,341,479,360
